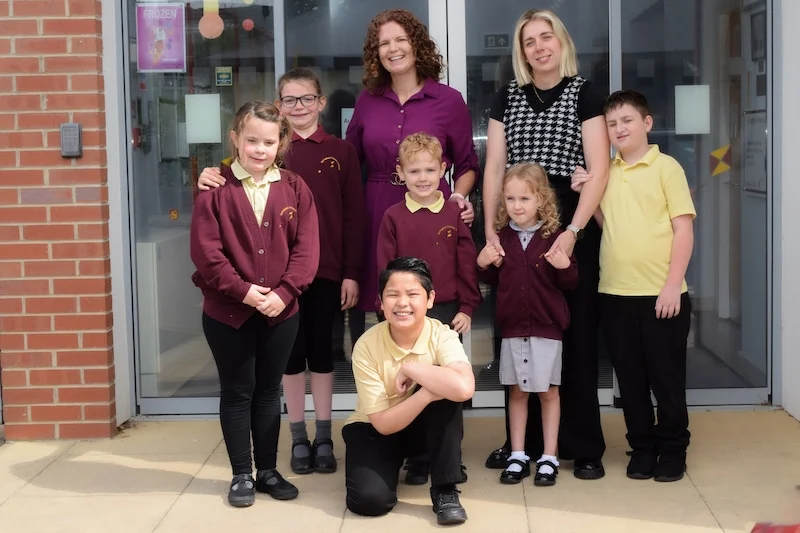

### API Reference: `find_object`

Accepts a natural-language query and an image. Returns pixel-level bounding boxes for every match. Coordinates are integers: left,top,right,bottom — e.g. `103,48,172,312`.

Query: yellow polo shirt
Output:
405,191,444,213
599,145,696,296
345,317,469,425
231,159,281,225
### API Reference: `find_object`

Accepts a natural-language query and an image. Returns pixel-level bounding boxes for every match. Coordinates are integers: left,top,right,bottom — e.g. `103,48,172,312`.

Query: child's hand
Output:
544,246,571,269
197,167,225,190
257,291,287,318
243,284,270,307
655,284,682,319
341,279,359,310
395,367,414,396
477,243,503,269
451,312,471,334
570,165,592,193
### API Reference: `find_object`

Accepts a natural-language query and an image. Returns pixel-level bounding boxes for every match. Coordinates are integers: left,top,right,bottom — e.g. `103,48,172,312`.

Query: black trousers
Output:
343,399,463,516
600,293,692,455
500,219,606,461
203,312,299,475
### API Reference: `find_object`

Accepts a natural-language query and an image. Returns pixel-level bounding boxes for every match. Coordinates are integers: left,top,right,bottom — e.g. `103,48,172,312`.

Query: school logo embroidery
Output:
280,206,297,220
320,156,341,171
436,225,456,239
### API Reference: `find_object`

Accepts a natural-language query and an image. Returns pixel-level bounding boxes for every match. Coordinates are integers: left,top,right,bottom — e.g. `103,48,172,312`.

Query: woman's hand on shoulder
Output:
197,167,225,191
449,194,475,226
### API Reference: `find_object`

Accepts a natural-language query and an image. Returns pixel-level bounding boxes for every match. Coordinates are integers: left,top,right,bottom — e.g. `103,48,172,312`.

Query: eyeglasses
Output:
279,94,320,108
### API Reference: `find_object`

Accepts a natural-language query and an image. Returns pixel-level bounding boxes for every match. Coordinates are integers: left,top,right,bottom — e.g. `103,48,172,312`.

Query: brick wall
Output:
0,0,116,439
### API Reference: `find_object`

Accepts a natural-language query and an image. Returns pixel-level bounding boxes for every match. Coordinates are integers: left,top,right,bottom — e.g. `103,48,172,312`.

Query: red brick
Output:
70,74,103,92
1,387,55,405
0,170,43,187
49,168,105,186
58,385,112,403
20,187,73,204
74,149,106,166
1,352,53,368
79,295,111,312
43,56,102,75
26,296,78,314
0,316,52,332
59,421,115,439
19,150,70,167
69,36,102,54
16,38,68,55
56,351,111,367
53,277,110,294
77,223,107,240
0,261,22,276
16,75,69,92
5,424,56,440
75,186,107,203
0,1,8,17
24,260,76,277
0,132,43,149
0,298,23,313
22,224,74,241
50,205,108,222
2,369,28,387
31,405,82,422
0,279,49,295
0,74,12,90
0,113,14,129
28,333,80,350
68,0,101,16
0,189,19,204
0,20,39,37
0,207,47,222
0,333,24,350
16,0,66,16
0,57,40,74
55,313,111,331
84,404,113,420
0,151,17,166
3,406,30,423
29,369,81,386
83,366,113,384
81,331,112,349
43,18,101,36
1,93,42,110
45,92,105,111
17,113,70,130
77,259,109,277
71,112,104,129
0,243,48,260
52,241,108,259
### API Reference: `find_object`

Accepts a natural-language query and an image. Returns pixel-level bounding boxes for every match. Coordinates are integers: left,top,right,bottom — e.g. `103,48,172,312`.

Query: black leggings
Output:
203,312,299,475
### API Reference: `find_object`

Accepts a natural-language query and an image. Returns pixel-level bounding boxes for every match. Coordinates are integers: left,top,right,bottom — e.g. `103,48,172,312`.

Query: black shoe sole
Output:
654,472,685,482
405,475,429,486
435,509,468,525
627,472,655,480
314,465,337,474
228,496,255,508
574,467,605,480
256,487,299,501
533,478,556,487
500,472,530,485
291,466,315,475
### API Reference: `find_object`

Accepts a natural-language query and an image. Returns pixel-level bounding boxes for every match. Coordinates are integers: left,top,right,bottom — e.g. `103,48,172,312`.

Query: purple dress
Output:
346,78,479,311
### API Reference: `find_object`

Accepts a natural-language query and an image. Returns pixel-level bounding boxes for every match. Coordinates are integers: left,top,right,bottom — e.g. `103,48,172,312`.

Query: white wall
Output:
778,0,800,419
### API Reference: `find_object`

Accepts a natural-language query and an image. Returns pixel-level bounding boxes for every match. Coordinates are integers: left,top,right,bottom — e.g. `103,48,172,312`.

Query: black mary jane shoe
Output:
533,460,558,487
486,445,511,469
228,473,256,507
499,458,531,484
290,439,314,475
312,438,337,474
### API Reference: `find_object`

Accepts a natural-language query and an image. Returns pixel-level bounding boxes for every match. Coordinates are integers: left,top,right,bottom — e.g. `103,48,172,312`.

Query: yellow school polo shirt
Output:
231,159,281,225
599,145,696,296
346,317,469,425
405,191,445,213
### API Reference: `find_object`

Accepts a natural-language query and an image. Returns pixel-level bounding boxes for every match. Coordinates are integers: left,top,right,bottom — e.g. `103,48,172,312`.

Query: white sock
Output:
537,454,559,475
505,451,529,473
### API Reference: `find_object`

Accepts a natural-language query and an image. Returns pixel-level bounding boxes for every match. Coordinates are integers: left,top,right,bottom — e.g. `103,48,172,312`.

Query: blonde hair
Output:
398,132,443,167
229,101,292,166
496,163,560,238
511,9,578,87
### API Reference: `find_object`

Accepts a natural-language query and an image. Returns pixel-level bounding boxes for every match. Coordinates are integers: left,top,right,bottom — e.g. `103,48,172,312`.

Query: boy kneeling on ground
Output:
342,257,475,526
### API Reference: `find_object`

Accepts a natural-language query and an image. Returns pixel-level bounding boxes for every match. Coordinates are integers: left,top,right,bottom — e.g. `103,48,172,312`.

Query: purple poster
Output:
136,3,186,73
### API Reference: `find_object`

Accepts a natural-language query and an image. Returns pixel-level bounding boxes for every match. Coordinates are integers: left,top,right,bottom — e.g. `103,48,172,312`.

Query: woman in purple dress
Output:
347,9,480,314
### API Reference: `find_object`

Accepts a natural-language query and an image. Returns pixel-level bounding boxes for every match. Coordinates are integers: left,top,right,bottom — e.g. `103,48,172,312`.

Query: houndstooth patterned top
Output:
503,76,587,181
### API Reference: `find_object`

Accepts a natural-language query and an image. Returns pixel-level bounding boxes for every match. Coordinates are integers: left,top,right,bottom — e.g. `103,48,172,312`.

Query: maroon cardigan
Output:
190,166,320,328
479,226,578,340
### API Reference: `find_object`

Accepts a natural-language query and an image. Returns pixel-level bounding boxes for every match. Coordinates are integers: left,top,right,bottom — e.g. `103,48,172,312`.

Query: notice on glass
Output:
743,110,767,194
136,3,187,73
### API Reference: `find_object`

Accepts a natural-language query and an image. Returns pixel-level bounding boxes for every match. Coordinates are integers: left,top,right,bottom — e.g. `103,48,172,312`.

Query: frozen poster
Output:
136,3,186,73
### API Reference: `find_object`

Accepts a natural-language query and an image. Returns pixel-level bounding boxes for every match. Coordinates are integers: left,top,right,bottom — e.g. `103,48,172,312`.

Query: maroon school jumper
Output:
285,127,364,282
376,195,480,316
190,166,320,328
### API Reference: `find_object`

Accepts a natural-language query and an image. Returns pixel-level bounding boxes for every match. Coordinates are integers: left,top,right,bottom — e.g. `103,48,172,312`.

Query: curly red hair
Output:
362,9,444,93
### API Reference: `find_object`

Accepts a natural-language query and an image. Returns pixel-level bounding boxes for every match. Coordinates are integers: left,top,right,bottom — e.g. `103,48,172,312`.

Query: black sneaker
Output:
654,453,686,482
627,452,657,480
255,469,299,500
404,460,429,485
430,485,468,525
228,473,255,507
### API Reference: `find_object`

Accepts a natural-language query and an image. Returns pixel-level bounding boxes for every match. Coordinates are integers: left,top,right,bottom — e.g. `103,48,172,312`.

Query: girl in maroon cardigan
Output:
476,163,577,487
190,101,319,508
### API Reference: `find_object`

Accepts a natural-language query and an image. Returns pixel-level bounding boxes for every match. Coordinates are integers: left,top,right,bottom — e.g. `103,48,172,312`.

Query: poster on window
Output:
136,3,186,73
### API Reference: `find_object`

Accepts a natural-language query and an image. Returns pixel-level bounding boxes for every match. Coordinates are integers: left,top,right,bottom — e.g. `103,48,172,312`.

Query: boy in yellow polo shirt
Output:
342,257,475,526
577,90,696,483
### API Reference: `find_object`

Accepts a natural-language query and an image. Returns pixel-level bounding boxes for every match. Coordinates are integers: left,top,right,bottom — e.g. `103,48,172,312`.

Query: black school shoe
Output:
312,438,337,474
533,460,558,487
255,469,299,500
485,445,511,469
654,453,687,482
573,459,605,480
627,452,657,480
500,458,530,484
430,485,468,525
228,473,255,507
290,440,314,475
